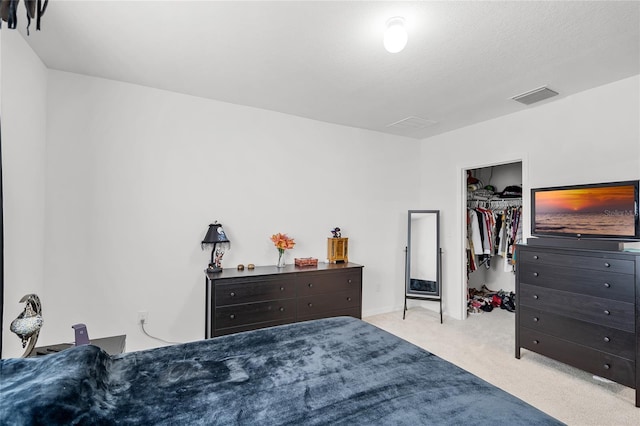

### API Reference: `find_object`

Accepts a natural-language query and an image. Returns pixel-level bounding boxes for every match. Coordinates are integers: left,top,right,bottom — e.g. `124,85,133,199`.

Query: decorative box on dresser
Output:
205,262,363,338
515,242,640,407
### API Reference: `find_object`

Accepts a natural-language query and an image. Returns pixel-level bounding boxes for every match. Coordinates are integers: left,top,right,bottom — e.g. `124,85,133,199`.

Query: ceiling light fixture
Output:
384,17,408,53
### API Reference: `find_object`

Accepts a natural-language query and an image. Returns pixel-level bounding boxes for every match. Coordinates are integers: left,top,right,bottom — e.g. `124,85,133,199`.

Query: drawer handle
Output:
533,255,539,260
347,297,352,302
604,310,610,316
604,337,610,343
230,292,235,297
533,340,539,345
279,307,285,312
604,262,611,268
348,279,353,284
308,303,313,308
533,317,539,322
603,283,611,288
603,364,611,370
280,286,285,291
308,283,313,288
229,314,236,319
533,295,539,300
532,272,539,277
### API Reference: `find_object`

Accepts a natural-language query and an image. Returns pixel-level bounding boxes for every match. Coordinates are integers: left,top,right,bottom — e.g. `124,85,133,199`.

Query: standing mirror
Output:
404,210,442,323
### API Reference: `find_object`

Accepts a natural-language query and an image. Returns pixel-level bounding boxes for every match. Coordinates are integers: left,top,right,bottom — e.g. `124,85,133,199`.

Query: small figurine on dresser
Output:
331,227,341,238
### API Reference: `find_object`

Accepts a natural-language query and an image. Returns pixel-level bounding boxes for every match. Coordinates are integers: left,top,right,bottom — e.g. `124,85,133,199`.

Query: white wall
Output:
419,75,640,320
1,33,421,356
27,70,421,354
1,31,48,356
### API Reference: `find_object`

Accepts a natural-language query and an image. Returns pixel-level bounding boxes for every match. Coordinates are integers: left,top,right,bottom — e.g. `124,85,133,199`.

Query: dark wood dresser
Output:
515,243,640,406
205,262,363,338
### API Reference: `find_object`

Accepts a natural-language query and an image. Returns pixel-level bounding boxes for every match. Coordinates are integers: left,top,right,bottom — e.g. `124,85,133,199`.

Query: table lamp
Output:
201,222,230,273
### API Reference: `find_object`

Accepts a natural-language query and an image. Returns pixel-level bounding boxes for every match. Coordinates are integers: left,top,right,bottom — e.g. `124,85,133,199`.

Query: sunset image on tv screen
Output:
534,185,636,236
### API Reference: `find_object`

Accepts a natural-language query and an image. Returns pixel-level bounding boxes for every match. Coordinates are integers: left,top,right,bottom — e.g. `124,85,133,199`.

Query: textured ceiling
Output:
16,1,640,139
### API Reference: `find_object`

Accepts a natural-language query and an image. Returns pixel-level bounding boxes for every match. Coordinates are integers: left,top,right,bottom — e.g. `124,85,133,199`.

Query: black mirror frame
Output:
404,210,442,323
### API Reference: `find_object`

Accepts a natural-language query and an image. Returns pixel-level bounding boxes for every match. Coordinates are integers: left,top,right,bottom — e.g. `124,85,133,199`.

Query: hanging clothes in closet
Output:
467,199,522,274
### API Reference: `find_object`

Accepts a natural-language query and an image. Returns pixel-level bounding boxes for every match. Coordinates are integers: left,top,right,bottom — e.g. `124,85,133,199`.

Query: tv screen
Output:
531,180,639,241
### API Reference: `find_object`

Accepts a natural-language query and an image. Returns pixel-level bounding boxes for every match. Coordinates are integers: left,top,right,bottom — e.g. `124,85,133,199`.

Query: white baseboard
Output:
361,305,403,318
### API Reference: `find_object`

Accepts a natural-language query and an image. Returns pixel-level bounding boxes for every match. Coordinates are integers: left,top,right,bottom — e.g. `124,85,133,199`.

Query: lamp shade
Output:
202,223,230,246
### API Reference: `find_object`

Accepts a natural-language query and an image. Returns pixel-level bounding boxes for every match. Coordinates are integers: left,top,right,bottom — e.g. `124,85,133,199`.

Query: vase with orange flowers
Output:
271,233,295,268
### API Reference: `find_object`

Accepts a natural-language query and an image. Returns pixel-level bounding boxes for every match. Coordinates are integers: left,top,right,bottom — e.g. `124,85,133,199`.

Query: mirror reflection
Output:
404,210,442,322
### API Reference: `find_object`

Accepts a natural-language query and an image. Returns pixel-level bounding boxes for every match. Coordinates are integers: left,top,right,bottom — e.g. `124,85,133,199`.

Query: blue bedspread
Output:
0,317,563,425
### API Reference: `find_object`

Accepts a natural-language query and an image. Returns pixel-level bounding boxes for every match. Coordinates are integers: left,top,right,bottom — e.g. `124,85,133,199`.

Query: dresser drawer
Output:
519,306,635,359
520,328,635,388
214,319,291,337
519,263,634,301
215,276,296,306
298,289,360,318
298,307,361,323
296,270,361,297
519,249,634,274
519,284,634,332
215,299,296,329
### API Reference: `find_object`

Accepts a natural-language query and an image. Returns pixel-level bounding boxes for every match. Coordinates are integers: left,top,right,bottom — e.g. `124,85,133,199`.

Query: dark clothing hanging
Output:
467,202,522,273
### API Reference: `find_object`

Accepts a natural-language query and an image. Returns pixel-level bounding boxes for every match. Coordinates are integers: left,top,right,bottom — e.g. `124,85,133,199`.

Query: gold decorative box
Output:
327,238,348,263
295,257,318,267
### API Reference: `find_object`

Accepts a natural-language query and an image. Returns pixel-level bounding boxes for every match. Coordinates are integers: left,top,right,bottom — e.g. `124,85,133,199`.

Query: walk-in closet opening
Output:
465,161,523,319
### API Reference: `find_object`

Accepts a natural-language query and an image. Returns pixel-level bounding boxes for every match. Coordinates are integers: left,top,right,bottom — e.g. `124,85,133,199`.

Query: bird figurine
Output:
10,294,43,357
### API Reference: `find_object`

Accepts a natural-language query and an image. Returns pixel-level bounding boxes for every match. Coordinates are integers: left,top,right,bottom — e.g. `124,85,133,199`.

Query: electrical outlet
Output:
137,311,148,324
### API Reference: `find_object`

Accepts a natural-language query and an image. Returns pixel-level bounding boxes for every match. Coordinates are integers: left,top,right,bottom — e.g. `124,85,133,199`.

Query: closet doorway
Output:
463,160,523,318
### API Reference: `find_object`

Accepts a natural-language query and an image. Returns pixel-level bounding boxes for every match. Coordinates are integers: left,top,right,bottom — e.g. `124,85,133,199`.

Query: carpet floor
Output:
364,307,639,425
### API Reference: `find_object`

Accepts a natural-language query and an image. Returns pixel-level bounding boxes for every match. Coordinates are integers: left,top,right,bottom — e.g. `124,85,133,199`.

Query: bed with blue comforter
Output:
0,316,562,425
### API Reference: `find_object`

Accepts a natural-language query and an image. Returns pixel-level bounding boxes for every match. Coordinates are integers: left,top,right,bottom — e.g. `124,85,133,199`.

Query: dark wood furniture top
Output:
515,243,640,407
29,335,126,357
205,262,363,338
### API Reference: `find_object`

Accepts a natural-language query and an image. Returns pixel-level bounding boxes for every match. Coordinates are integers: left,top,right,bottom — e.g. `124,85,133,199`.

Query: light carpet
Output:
364,307,639,425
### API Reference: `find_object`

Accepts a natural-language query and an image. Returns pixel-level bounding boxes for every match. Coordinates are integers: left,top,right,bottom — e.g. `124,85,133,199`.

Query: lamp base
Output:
206,264,223,278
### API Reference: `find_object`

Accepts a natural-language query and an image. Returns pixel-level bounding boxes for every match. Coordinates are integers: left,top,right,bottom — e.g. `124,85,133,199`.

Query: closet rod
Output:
467,199,522,209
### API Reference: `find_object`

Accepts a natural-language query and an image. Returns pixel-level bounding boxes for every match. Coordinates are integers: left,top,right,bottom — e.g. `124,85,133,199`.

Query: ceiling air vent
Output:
512,86,559,105
387,116,437,129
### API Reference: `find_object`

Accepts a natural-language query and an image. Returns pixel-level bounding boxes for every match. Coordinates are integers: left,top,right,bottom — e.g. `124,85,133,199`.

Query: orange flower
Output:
270,233,296,251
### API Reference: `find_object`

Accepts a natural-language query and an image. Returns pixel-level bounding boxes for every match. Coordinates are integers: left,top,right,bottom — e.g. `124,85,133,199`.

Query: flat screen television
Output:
531,180,640,241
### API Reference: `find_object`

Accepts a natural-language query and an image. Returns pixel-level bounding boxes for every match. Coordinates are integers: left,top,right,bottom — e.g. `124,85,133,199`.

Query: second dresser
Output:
515,243,639,406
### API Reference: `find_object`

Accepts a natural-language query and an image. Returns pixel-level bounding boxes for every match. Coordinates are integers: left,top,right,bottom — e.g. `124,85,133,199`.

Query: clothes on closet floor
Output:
468,285,516,314
467,204,521,273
